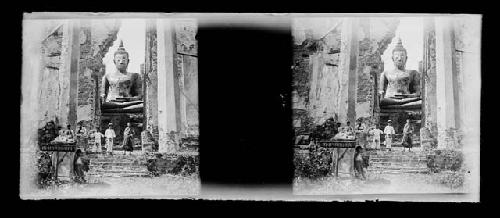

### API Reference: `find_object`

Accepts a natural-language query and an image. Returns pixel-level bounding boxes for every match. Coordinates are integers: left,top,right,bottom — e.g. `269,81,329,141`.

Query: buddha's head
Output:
114,40,130,72
392,38,407,70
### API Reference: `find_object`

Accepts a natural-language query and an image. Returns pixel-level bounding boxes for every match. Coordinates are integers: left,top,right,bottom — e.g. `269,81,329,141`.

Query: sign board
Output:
39,142,77,152
318,140,356,148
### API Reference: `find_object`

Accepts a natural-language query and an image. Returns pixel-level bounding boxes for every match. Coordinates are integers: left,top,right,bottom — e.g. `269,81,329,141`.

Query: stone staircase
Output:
86,153,150,179
366,149,429,174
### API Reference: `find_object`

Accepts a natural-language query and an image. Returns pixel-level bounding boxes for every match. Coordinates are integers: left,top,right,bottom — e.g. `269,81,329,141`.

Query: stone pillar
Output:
452,16,481,151
67,20,80,130
144,19,159,141
435,16,458,149
157,19,179,153
338,18,352,124
421,17,438,149
339,18,359,124
20,18,45,198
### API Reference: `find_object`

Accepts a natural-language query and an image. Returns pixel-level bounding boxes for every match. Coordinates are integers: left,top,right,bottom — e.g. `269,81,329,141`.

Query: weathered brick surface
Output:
292,18,398,134
174,20,199,137
77,20,120,131
144,20,159,141
356,18,399,122
293,27,343,127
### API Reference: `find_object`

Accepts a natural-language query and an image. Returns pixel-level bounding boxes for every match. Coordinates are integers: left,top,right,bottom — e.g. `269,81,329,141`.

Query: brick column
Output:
144,19,159,141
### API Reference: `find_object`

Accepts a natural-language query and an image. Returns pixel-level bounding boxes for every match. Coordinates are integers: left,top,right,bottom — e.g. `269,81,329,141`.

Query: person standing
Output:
76,124,88,152
73,149,87,183
355,120,367,148
105,123,116,155
122,122,135,155
369,125,384,150
93,129,104,153
383,120,395,151
353,146,366,180
402,119,414,152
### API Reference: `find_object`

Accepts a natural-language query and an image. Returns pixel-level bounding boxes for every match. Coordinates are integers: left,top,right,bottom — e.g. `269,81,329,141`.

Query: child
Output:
354,146,366,180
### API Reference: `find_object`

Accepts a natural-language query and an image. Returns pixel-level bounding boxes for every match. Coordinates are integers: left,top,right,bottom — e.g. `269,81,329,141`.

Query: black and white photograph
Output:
21,14,200,198
291,15,480,201
20,13,481,201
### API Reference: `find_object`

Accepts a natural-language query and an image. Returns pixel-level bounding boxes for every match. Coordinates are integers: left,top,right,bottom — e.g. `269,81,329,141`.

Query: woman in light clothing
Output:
105,123,116,155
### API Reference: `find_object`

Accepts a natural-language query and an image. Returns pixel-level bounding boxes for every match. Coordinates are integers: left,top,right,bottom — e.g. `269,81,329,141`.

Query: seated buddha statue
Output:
101,41,143,113
379,38,421,110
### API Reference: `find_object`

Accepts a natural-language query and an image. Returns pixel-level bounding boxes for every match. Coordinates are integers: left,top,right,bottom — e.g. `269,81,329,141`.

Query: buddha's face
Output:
114,53,129,71
392,51,407,69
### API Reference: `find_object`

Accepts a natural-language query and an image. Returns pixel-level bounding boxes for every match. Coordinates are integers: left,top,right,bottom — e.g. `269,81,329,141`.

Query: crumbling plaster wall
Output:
38,22,69,128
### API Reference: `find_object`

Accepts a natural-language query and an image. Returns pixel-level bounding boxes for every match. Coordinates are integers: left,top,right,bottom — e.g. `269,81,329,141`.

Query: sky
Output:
103,19,146,74
103,17,423,74
382,17,423,71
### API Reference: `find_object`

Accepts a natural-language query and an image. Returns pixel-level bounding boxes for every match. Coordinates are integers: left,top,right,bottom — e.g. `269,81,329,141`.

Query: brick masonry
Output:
292,18,398,134
77,20,120,131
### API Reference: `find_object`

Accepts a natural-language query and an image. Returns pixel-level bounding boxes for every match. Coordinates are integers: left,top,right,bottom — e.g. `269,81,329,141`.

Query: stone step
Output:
87,172,150,178
366,169,429,174
90,165,147,171
90,158,146,163
90,162,144,167
369,160,427,164
90,169,149,174
369,162,427,167
368,165,427,169
369,157,427,160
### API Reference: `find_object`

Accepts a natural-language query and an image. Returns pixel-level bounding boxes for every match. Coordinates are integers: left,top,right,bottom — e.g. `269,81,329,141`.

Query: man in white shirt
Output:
105,123,116,155
383,120,395,151
369,125,384,150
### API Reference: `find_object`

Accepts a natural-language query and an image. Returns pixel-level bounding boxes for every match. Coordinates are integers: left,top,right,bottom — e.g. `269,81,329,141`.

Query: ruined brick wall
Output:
292,18,398,133
356,18,399,125
292,43,314,133
174,20,199,136
77,20,120,131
